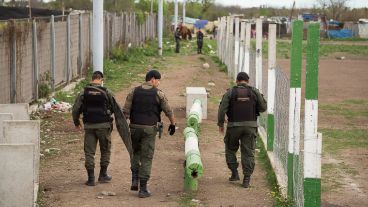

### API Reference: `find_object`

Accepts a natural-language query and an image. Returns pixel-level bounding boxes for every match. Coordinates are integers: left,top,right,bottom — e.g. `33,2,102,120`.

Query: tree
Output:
317,0,350,20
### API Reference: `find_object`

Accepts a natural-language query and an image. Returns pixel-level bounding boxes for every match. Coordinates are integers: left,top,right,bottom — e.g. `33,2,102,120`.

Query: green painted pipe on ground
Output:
187,99,202,133
183,127,203,191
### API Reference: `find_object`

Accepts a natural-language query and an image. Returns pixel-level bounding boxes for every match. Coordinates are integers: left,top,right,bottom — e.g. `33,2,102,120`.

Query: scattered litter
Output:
98,191,116,196
42,98,72,112
45,148,60,154
166,193,171,197
191,199,200,203
67,139,80,144
96,196,103,199
336,56,345,60
208,82,215,86
202,63,210,69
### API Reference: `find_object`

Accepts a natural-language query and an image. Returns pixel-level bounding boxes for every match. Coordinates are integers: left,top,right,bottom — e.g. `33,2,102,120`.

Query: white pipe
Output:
244,23,251,74
256,18,263,92
239,21,245,73
93,0,103,73
183,0,186,25
158,0,163,56
174,0,178,30
234,18,240,80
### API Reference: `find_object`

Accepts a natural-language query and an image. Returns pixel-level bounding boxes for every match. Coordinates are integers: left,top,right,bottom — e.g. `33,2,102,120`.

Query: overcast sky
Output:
214,0,368,8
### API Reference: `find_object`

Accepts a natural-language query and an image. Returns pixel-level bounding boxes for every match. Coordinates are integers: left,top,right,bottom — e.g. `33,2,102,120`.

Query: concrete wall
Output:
0,113,13,140
0,103,30,120
1,120,40,186
0,144,35,207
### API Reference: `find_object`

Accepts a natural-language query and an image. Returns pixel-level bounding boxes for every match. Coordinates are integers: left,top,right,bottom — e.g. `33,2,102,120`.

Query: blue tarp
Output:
194,20,208,29
327,29,353,38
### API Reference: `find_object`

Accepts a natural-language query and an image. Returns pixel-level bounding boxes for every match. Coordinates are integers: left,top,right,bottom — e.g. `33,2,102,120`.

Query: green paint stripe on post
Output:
290,20,303,88
287,152,294,199
304,178,321,207
267,114,274,151
306,23,320,100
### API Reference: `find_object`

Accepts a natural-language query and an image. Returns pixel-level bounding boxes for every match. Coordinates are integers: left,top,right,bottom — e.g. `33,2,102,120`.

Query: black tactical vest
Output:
130,86,162,125
227,86,257,122
82,86,112,124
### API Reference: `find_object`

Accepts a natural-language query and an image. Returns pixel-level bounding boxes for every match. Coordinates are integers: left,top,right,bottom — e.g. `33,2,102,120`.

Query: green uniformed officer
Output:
217,72,267,188
123,69,176,198
72,71,116,186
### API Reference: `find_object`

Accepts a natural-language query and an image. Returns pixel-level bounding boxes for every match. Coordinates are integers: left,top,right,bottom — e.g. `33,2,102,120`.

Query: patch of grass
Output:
211,55,228,73
257,40,368,59
319,100,368,121
322,163,343,192
257,137,293,207
320,99,368,119
208,95,221,105
36,185,46,207
320,128,368,154
179,192,199,207
322,37,368,41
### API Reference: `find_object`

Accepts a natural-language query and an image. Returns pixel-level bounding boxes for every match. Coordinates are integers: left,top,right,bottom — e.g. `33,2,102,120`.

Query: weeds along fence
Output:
216,16,322,207
0,12,157,104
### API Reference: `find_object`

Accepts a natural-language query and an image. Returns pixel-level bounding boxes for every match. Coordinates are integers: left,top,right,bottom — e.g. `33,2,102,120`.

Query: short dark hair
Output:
92,71,104,80
236,72,249,81
145,70,161,81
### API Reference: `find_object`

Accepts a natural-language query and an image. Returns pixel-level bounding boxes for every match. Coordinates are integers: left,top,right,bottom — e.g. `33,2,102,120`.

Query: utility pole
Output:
158,0,163,56
151,0,154,14
93,0,104,73
174,0,178,30
28,0,32,18
183,0,186,25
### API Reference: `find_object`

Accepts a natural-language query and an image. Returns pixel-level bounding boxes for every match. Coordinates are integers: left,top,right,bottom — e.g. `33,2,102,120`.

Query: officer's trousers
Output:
130,126,157,180
84,127,112,170
224,126,257,177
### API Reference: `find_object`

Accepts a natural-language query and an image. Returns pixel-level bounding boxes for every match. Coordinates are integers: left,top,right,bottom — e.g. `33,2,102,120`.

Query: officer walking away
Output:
196,29,204,54
175,27,181,53
72,71,115,186
217,72,267,188
123,69,176,198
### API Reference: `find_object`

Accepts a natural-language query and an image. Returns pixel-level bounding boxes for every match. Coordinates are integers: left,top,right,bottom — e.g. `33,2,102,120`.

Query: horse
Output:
179,25,192,40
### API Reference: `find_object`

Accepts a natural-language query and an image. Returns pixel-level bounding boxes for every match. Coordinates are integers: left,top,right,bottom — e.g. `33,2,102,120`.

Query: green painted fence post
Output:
288,20,303,200
303,22,321,207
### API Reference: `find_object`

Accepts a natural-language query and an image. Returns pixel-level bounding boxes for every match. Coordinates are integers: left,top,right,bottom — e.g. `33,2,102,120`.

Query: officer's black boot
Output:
229,168,240,181
138,179,151,198
85,169,95,186
243,176,251,188
98,166,112,183
130,170,139,191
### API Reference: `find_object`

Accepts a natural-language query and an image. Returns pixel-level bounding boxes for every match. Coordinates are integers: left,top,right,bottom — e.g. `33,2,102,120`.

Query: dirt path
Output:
40,54,273,206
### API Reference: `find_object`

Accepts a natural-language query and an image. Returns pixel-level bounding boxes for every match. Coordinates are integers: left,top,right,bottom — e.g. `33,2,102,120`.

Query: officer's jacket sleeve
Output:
72,91,84,126
253,87,267,113
157,90,174,119
217,90,231,127
123,88,135,119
